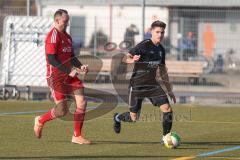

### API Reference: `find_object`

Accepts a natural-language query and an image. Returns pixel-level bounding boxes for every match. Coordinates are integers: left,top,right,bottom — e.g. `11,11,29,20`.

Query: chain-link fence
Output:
0,5,240,104
0,0,37,52
0,7,25,53
166,8,240,104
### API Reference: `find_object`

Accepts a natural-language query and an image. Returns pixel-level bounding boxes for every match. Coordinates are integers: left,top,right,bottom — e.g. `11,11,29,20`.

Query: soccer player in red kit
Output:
34,9,91,144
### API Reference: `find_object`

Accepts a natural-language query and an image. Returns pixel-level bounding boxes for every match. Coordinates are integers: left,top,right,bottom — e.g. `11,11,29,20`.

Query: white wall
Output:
41,5,169,46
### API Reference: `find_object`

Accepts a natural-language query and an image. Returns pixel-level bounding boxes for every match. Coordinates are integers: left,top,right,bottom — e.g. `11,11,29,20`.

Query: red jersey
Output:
45,27,73,78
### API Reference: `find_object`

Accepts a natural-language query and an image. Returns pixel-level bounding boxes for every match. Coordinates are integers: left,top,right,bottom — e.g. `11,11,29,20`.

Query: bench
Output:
166,60,204,84
79,55,204,84
166,60,204,78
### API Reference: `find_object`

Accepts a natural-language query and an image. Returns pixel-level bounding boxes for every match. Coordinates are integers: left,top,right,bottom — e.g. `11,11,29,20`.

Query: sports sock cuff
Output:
115,114,121,122
118,112,133,122
75,108,86,113
50,108,56,118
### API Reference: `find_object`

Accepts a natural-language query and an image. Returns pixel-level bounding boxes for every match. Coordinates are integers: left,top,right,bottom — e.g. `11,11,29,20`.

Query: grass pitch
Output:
0,101,240,159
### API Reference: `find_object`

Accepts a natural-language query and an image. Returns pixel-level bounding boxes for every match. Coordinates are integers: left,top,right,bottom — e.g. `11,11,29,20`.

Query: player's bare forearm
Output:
160,66,176,103
122,54,134,64
159,65,173,94
122,53,140,64
163,74,173,94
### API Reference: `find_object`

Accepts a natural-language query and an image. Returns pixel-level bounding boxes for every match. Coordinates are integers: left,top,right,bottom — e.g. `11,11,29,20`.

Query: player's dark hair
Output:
54,9,68,19
151,20,166,29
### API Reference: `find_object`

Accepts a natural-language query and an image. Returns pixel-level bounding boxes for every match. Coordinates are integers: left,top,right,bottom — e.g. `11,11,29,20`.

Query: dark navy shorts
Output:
128,85,169,113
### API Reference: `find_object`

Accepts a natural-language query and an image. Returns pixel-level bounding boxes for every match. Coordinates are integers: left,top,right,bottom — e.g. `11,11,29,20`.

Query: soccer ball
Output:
163,132,181,149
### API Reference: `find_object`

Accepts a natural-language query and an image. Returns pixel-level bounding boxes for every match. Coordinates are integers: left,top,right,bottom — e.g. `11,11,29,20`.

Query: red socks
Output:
39,108,56,124
38,107,86,137
73,108,86,137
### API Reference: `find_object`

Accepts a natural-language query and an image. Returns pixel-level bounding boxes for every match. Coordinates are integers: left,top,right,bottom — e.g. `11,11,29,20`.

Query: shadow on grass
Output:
0,155,179,159
182,141,240,146
49,140,240,146
49,140,163,145
47,140,206,150
93,140,161,144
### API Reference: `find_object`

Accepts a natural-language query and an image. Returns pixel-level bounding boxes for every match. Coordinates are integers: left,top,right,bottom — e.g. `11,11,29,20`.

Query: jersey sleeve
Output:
45,29,59,55
129,43,142,56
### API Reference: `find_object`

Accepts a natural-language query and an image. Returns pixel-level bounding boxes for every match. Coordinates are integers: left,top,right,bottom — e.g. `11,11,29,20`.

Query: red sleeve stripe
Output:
51,29,57,43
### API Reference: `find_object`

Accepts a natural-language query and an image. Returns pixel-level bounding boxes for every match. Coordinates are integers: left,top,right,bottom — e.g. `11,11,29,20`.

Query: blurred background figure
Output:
214,54,224,73
178,31,197,61
89,29,108,49
72,37,83,56
203,24,216,59
144,27,152,40
124,24,139,48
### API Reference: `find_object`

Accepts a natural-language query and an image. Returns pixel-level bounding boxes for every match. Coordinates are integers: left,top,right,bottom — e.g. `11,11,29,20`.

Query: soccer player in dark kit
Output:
113,20,176,142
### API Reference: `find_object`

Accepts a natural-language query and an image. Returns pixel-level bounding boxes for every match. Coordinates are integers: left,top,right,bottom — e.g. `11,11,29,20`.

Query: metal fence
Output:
0,6,240,104
0,7,27,37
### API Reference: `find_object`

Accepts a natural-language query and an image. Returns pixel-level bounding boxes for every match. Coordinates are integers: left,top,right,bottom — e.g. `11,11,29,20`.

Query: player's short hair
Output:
54,9,68,20
151,20,166,29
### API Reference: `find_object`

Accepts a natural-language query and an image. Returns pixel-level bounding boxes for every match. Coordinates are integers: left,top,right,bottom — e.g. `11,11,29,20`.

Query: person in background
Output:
178,31,196,61
124,24,139,48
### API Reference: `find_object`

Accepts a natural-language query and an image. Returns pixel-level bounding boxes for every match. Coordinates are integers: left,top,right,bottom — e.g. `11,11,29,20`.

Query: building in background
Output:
0,0,240,102
35,0,240,60
35,0,169,50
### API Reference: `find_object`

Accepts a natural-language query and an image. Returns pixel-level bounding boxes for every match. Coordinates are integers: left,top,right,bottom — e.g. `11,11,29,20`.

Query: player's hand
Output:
132,55,141,62
168,91,176,104
79,65,89,74
69,68,78,77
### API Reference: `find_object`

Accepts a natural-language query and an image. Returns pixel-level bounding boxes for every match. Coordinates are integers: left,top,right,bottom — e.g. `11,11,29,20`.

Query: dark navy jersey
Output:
129,39,166,86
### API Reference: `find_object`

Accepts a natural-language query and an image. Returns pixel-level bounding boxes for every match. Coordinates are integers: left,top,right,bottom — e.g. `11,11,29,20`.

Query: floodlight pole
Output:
94,16,97,56
142,0,145,40
27,0,30,16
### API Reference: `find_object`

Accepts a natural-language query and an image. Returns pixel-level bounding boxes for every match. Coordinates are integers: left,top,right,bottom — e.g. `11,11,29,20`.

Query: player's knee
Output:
167,107,172,112
83,99,87,106
130,112,138,122
55,109,68,117
160,103,172,113
77,98,87,108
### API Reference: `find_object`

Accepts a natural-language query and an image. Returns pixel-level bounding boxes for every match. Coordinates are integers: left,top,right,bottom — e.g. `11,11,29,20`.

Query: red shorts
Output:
47,76,84,101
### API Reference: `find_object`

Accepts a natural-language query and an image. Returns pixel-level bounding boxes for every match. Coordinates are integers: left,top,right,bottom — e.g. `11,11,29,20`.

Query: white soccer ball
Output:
163,132,181,149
